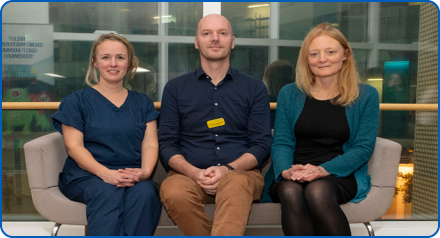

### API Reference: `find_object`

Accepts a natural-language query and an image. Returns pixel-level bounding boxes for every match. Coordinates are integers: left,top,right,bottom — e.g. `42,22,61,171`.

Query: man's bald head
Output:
197,14,233,36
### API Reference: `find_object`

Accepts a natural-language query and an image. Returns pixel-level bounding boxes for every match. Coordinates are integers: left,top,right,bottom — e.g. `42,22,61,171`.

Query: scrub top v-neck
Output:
93,87,131,111
52,87,159,183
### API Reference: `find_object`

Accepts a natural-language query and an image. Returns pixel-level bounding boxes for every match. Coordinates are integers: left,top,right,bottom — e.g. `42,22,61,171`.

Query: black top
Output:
293,96,349,166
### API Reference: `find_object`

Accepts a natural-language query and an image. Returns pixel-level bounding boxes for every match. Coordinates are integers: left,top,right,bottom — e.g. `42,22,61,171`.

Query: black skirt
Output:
270,173,358,205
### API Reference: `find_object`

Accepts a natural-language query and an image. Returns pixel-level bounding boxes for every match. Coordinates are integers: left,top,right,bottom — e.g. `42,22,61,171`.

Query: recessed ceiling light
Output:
153,15,172,19
44,73,66,78
248,4,269,8
136,67,150,73
367,78,383,81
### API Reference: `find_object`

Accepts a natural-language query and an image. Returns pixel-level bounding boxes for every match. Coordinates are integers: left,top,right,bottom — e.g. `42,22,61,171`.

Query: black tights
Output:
271,179,351,236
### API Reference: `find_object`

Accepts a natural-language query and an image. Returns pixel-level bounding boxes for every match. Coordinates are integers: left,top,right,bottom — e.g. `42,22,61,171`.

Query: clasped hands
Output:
101,168,149,187
281,164,328,183
191,166,230,196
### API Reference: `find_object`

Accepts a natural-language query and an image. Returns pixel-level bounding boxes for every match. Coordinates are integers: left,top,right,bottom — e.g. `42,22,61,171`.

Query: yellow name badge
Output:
207,118,225,128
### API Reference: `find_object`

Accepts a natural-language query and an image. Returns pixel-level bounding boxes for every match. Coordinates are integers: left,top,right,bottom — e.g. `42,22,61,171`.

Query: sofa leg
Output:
363,222,375,236
51,223,62,236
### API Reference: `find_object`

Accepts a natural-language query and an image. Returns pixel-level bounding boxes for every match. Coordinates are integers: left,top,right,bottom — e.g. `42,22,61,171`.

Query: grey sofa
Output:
24,132,401,236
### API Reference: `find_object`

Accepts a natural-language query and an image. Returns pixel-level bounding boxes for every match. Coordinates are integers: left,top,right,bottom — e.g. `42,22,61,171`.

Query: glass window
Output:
130,43,160,101
222,2,270,39
168,43,200,80
279,2,368,42
231,46,268,79
377,50,417,140
378,50,418,104
168,2,203,36
277,47,299,92
265,50,296,128
49,2,159,35
279,2,314,40
2,109,58,221
53,41,92,100
352,49,370,82
380,3,421,44
338,2,369,42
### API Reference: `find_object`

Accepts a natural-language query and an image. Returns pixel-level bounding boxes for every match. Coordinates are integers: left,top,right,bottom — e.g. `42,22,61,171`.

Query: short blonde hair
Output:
85,33,138,87
296,23,360,106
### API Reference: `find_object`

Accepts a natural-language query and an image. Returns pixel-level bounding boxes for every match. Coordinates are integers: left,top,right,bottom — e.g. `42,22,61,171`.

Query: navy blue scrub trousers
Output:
59,174,161,236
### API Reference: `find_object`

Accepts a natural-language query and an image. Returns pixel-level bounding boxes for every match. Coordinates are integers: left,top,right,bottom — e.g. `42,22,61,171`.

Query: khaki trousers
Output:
160,169,264,236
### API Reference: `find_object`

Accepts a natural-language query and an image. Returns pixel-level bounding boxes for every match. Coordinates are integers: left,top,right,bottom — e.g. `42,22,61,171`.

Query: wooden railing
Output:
2,102,438,111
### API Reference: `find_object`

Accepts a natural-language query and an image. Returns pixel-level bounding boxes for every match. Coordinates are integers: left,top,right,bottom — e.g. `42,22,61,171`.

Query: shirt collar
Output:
196,65,235,81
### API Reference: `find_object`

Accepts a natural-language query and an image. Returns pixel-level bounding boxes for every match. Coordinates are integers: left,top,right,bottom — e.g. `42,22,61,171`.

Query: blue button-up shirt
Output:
159,66,272,170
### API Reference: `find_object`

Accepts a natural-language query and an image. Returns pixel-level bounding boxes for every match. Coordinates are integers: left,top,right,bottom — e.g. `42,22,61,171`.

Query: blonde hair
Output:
296,23,360,106
85,33,138,87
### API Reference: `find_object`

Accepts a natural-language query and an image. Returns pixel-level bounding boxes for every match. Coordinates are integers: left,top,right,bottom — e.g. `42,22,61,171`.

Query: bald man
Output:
158,14,271,235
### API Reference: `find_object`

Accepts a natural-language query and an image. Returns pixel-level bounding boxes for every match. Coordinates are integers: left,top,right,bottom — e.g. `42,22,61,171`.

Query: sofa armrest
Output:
368,137,402,188
24,132,67,189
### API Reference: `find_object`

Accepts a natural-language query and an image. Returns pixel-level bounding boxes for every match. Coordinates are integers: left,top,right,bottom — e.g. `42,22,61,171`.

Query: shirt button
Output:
217,163,221,166
217,147,220,150
206,76,210,79
215,87,217,90
215,103,218,106
215,134,218,137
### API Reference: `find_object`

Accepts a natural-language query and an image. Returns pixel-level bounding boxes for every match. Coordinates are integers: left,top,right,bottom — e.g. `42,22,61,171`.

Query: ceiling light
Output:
136,67,150,73
154,15,172,19
94,30,118,34
248,4,269,8
367,78,383,81
44,73,66,78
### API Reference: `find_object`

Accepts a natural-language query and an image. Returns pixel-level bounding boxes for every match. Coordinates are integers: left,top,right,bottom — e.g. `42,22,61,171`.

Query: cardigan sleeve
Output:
271,85,297,182
321,85,380,177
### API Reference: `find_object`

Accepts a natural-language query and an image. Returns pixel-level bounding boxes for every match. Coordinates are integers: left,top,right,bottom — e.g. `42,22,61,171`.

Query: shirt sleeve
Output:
158,81,182,170
321,86,380,177
51,92,85,134
245,81,272,168
143,94,159,123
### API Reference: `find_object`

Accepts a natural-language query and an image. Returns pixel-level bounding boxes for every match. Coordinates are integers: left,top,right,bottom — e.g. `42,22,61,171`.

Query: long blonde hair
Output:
296,23,360,106
85,33,138,87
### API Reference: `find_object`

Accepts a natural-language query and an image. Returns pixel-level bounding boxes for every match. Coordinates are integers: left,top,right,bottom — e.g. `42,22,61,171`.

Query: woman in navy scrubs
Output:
52,33,161,236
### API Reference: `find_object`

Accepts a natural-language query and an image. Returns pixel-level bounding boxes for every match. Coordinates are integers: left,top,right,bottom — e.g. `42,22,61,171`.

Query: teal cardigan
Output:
261,83,379,203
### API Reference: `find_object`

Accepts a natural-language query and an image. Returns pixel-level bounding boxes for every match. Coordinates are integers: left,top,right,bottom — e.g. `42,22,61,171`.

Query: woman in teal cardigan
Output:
261,23,379,236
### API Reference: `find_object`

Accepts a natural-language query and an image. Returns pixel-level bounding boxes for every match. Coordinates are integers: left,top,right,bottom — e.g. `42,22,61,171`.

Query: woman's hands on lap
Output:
99,168,148,187
124,168,151,182
282,164,330,183
281,165,305,180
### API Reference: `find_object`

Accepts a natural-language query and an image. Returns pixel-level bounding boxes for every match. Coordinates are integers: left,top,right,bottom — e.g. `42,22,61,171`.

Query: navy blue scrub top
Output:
52,87,159,184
